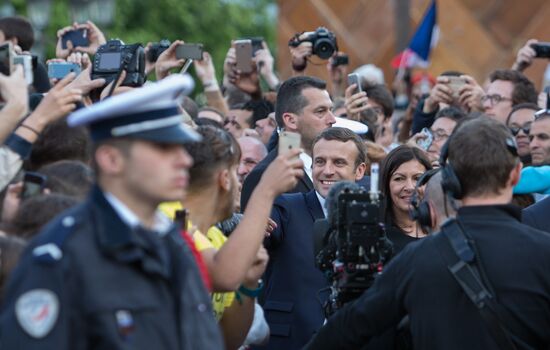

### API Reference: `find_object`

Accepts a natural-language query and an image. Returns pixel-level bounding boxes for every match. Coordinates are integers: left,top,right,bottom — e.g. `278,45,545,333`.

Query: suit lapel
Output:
301,174,314,192
304,190,324,221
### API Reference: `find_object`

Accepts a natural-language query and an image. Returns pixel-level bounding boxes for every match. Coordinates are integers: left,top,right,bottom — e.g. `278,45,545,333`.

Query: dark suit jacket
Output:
522,196,550,233
240,149,313,211
255,191,328,350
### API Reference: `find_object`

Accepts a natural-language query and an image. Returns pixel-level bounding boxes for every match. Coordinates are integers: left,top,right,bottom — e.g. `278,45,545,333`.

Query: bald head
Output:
237,136,268,182
423,171,458,232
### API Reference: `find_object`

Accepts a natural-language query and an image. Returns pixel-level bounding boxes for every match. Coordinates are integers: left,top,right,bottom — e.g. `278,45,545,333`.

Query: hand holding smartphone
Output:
175,43,204,61
347,73,362,93
446,76,466,100
234,39,253,74
278,131,301,159
61,29,89,49
21,172,47,200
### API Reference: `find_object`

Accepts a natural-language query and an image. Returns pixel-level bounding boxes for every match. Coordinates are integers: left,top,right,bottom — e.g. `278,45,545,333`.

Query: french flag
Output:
391,0,439,69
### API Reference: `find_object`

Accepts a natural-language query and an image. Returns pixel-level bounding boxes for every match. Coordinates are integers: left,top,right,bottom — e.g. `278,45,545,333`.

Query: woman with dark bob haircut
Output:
380,145,432,254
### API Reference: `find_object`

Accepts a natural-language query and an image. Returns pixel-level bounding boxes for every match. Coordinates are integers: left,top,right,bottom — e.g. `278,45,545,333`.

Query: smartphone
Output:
235,39,253,73
278,131,301,158
0,42,13,76
61,28,89,49
21,172,47,200
531,42,550,58
347,73,362,92
175,209,188,229
417,128,433,151
14,55,33,85
447,76,465,99
48,62,81,79
175,43,204,61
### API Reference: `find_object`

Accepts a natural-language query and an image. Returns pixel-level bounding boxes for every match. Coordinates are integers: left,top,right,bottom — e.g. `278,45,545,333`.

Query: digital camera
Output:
289,27,338,60
147,39,171,62
91,39,145,87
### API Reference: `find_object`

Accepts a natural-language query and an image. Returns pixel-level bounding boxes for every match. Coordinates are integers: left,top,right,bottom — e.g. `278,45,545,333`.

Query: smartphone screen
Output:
62,29,89,49
278,131,301,158
446,76,465,99
347,73,362,93
21,172,47,200
0,42,13,76
175,43,204,61
48,62,82,79
235,39,253,73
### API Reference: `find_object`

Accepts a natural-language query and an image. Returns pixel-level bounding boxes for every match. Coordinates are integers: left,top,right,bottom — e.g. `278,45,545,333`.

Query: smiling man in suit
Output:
255,127,367,350
240,76,336,211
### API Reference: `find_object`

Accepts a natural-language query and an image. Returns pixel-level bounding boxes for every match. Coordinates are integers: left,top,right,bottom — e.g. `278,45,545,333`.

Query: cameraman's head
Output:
276,76,336,155
446,117,521,202
186,125,241,222
311,127,367,198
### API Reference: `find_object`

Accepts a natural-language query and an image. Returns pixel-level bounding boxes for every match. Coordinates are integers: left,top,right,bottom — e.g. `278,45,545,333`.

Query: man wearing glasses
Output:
482,69,537,124
426,107,467,162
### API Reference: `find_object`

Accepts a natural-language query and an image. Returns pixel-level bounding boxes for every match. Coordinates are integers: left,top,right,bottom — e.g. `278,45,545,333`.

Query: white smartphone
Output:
278,131,301,157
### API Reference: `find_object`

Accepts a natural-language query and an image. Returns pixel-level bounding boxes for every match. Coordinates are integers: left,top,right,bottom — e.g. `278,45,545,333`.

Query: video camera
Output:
147,39,171,62
314,168,393,316
91,39,145,87
289,27,338,60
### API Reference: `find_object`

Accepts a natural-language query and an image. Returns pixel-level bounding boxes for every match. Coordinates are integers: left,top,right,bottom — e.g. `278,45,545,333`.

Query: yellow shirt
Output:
159,201,235,321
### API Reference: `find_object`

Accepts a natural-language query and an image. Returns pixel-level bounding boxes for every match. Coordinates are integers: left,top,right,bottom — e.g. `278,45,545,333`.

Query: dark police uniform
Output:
304,205,550,349
0,186,223,349
0,75,224,349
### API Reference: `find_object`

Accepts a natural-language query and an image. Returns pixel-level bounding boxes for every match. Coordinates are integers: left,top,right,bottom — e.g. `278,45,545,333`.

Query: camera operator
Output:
304,117,550,349
258,127,366,350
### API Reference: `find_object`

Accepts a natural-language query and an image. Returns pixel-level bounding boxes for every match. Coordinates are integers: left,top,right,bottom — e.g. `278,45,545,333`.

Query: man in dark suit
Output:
241,76,336,210
256,127,367,350
522,196,550,233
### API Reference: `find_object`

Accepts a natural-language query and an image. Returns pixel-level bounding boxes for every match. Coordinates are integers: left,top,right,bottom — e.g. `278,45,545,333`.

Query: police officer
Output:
0,76,224,349
304,117,550,349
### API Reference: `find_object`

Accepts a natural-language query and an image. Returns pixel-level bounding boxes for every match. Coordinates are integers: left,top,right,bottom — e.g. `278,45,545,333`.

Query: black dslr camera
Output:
315,182,393,316
147,39,171,62
289,27,338,60
92,39,146,87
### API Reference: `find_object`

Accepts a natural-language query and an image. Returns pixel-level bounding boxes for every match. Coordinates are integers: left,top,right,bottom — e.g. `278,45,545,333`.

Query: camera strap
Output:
435,219,519,350
106,49,136,98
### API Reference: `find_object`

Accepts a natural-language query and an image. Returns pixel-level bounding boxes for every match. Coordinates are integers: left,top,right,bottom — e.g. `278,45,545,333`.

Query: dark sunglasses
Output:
509,126,530,136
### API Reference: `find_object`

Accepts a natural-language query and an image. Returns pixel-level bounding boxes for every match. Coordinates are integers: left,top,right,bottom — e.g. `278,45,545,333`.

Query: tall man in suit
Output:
256,127,367,350
241,76,336,210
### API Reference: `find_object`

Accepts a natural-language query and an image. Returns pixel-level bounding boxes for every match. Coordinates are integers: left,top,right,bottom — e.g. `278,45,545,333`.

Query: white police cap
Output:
67,75,200,144
334,117,369,134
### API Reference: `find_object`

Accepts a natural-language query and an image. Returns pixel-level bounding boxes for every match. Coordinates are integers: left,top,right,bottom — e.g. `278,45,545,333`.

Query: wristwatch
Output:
235,280,264,303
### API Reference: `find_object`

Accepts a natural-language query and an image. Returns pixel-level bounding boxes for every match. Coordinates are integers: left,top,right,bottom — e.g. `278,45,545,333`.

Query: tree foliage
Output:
17,0,276,81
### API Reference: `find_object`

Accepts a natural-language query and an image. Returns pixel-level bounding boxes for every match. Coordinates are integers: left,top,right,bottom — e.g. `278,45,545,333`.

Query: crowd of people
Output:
0,13,548,349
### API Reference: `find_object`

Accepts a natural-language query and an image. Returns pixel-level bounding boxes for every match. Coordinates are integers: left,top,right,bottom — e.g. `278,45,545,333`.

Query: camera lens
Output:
314,38,335,60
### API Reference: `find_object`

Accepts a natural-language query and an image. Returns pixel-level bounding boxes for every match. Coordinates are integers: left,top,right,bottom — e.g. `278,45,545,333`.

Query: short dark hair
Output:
312,127,367,168
363,84,394,118
435,106,467,122
0,16,34,51
275,76,326,127
186,125,241,192
243,99,275,127
489,69,537,106
505,102,539,125
380,145,432,223
448,117,518,197
27,120,91,171
11,194,79,240
39,160,94,199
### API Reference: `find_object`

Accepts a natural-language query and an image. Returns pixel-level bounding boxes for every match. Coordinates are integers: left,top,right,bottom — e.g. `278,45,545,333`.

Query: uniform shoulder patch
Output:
15,289,59,338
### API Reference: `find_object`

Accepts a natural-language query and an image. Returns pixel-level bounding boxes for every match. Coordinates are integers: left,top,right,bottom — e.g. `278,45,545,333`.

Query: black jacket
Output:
304,205,550,349
522,196,550,233
0,186,223,350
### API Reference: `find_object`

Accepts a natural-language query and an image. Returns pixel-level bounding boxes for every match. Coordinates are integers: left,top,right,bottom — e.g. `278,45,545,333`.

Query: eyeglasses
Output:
481,94,512,106
509,125,531,136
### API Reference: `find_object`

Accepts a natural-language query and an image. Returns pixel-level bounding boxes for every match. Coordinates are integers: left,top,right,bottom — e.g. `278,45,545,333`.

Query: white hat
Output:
334,117,369,134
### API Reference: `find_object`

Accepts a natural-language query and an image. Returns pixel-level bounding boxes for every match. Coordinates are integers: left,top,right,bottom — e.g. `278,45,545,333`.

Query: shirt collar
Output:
300,152,312,180
315,191,328,218
104,192,173,235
